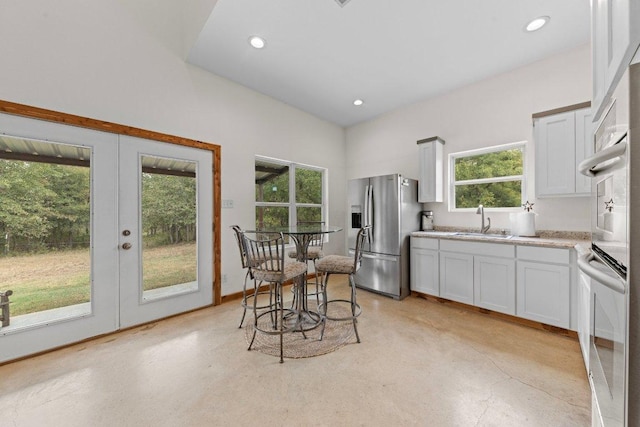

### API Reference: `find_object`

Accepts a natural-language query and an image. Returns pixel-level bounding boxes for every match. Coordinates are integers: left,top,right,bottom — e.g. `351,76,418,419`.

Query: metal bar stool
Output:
231,225,277,328
243,231,308,363
315,225,370,342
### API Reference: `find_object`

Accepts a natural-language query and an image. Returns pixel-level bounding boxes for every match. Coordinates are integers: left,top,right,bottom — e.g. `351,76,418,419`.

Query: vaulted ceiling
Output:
133,0,592,128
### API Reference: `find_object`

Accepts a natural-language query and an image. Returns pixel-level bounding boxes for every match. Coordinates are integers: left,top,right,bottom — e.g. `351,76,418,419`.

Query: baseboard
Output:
411,291,578,340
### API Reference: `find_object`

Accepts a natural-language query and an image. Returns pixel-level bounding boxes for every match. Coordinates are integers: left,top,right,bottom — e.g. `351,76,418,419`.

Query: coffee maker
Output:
420,210,434,231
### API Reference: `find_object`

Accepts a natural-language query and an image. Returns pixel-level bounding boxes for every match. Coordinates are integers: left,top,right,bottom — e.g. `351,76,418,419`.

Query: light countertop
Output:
411,229,590,250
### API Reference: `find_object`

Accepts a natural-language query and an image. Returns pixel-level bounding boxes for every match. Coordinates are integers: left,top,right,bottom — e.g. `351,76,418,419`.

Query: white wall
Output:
0,1,347,297
346,45,592,232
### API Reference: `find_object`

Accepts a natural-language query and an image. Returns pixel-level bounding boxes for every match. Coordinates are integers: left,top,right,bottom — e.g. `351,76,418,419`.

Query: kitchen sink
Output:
453,232,513,239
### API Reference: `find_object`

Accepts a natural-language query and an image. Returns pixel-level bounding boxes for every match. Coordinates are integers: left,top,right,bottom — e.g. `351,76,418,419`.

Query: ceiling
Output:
187,0,590,127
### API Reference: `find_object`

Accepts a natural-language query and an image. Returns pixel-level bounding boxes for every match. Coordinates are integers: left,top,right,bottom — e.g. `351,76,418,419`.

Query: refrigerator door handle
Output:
367,184,374,242
363,185,370,227
577,252,626,294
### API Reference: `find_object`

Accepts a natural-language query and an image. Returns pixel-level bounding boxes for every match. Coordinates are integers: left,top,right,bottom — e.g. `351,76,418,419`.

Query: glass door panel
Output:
141,157,198,300
0,140,92,328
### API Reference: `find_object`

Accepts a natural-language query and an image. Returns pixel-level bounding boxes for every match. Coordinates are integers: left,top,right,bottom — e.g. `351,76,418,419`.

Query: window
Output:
255,156,326,231
449,141,525,210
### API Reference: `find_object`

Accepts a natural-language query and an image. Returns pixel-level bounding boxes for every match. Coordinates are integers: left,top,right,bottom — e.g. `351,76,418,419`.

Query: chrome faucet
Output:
476,204,491,234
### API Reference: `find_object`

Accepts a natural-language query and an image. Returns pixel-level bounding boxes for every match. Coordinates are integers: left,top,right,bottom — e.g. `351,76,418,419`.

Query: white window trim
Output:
255,155,329,237
448,141,527,212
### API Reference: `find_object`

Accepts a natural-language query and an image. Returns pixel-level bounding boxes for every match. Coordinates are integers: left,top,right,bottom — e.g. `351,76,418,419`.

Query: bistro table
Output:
255,224,343,331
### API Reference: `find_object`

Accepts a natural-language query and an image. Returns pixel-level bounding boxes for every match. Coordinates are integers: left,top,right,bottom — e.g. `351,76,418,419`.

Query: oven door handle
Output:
577,252,627,294
577,136,627,178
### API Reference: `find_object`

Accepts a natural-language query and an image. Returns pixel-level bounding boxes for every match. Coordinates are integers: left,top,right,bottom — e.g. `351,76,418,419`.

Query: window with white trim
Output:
449,142,526,210
255,156,327,231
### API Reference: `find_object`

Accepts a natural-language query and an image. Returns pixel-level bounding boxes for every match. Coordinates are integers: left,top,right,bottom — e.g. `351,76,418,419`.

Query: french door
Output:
118,135,212,328
0,113,213,363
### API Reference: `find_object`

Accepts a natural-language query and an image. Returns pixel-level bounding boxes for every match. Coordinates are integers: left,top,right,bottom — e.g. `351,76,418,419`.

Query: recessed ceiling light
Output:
353,99,364,106
248,35,266,49
525,16,550,32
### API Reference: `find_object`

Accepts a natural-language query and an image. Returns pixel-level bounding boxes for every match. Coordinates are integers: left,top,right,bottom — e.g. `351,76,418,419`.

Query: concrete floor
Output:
0,277,591,426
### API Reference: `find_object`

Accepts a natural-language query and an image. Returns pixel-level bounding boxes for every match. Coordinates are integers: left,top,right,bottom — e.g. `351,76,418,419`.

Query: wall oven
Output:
578,86,630,426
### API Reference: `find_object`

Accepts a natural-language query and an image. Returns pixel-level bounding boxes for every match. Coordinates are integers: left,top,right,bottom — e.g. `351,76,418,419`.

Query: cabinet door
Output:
410,248,439,295
592,0,640,121
474,256,515,315
516,261,570,328
418,140,443,203
439,252,473,305
575,109,593,195
535,111,576,197
592,0,607,120
604,0,632,97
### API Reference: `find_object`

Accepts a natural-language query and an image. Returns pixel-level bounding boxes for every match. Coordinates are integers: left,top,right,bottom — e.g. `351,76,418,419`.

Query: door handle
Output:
577,252,626,294
363,185,369,227
121,242,132,250
367,185,373,243
578,136,627,177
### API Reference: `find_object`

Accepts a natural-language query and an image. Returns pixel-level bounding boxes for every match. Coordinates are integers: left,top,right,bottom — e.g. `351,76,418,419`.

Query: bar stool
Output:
243,231,308,363
315,225,370,342
231,225,276,328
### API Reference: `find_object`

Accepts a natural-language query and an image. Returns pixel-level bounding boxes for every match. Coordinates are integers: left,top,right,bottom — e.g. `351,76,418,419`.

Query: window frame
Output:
448,141,527,212
255,155,328,235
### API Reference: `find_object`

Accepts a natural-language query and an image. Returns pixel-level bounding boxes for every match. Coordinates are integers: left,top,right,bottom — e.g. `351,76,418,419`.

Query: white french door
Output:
0,114,213,363
118,136,212,328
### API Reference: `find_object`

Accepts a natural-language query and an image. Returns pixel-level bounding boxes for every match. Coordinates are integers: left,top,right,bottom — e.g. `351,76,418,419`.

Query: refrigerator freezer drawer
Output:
352,251,409,300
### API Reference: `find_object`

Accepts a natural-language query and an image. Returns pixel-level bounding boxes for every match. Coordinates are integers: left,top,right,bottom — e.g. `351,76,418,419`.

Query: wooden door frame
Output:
0,100,222,306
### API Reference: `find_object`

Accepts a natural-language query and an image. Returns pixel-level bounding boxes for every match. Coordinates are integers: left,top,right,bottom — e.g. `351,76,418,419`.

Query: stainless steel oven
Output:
579,253,627,426
578,81,630,426
586,100,629,275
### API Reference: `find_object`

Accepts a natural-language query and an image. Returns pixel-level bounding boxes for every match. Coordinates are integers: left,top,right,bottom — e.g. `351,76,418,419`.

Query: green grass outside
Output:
1,243,196,316
143,242,197,290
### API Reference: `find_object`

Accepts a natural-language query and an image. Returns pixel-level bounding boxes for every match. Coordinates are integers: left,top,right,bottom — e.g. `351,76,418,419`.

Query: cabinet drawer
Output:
517,245,570,264
440,239,514,258
411,237,438,250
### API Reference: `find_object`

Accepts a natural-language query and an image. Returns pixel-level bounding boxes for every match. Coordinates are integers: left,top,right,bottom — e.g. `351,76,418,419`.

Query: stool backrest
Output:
353,225,372,272
242,231,286,277
230,225,249,269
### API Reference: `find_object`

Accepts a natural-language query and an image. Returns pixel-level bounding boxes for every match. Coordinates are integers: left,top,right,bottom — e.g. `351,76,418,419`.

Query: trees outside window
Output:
450,142,525,210
255,157,326,232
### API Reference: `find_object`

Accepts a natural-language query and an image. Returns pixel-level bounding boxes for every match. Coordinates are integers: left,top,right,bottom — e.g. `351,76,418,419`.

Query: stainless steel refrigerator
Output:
348,174,421,300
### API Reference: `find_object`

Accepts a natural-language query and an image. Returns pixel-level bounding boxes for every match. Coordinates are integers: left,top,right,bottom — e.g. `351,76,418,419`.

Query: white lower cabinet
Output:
440,240,516,311
440,252,474,304
516,246,571,329
474,256,516,315
410,237,439,295
411,236,574,329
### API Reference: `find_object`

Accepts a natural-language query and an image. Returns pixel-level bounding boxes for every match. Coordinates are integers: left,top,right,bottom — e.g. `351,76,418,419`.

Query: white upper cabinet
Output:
417,137,444,203
574,108,594,194
592,0,640,122
534,106,592,197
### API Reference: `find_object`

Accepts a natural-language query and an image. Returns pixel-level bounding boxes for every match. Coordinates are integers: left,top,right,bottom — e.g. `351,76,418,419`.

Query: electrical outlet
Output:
222,199,234,209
